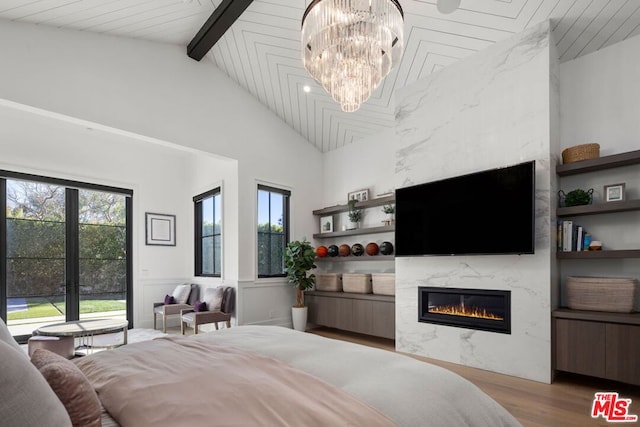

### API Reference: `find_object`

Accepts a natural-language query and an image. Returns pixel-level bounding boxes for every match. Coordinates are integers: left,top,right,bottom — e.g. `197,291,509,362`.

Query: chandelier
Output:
301,0,404,112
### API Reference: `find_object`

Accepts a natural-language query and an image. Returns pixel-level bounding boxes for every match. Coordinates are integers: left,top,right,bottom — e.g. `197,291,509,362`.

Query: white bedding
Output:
188,325,522,427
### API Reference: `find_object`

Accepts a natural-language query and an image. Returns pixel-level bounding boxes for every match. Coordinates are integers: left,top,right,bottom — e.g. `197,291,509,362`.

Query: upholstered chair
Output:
153,284,199,333
180,286,234,334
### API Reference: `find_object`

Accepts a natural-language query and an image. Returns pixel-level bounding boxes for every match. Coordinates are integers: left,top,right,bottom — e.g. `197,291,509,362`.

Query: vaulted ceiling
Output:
1,0,639,152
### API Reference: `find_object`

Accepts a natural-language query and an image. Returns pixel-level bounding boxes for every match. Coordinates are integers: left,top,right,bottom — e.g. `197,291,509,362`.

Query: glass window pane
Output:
78,189,128,320
270,234,285,275
202,197,214,236
257,190,270,226
7,218,65,258
257,232,269,276
6,180,65,220
214,235,222,274
270,193,283,232
202,236,214,275
214,194,221,235
79,190,126,226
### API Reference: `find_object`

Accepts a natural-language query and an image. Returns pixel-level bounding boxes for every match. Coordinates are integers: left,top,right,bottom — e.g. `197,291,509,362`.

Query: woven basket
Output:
566,276,637,313
561,143,600,164
315,273,342,292
342,273,372,294
372,273,395,295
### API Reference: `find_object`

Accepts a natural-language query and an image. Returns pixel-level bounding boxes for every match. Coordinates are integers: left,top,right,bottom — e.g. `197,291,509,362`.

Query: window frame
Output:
193,188,222,277
257,184,290,278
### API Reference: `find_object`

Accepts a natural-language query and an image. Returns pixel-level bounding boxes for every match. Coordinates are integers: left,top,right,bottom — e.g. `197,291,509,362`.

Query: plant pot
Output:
347,221,359,230
385,213,394,222
291,306,308,331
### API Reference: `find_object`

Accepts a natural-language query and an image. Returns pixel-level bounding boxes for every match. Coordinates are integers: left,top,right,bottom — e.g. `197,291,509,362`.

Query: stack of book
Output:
557,220,591,252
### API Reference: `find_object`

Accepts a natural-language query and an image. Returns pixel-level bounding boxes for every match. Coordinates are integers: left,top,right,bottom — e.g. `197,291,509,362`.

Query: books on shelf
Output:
557,220,591,252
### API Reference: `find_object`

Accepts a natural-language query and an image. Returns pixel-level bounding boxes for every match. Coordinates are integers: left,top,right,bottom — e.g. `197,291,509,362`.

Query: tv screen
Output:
395,161,535,256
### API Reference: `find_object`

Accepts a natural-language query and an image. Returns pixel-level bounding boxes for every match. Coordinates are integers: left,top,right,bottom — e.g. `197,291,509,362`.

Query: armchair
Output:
153,283,199,333
181,286,234,335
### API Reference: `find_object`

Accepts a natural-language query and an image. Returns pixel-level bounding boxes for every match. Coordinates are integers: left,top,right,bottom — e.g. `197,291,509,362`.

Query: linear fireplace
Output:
418,287,511,334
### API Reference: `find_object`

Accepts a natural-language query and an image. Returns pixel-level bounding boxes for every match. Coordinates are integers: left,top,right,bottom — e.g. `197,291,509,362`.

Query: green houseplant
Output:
284,238,316,331
347,199,362,229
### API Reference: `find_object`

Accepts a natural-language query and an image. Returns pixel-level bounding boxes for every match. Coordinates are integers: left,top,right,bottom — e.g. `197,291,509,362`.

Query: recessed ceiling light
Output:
303,85,311,93
437,0,461,14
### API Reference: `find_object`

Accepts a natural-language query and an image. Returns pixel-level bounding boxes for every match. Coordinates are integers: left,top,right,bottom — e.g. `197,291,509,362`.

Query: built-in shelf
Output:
313,225,394,239
556,249,640,259
315,255,395,262
557,199,640,217
312,195,395,216
556,149,640,176
553,308,640,326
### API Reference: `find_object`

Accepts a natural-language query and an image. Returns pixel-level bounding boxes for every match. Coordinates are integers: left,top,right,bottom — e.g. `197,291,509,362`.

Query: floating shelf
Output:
557,199,640,217
312,195,395,216
315,255,395,262
313,225,394,239
556,249,640,259
556,149,640,176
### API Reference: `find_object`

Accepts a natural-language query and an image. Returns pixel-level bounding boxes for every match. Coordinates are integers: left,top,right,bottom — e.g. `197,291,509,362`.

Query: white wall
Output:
0,19,324,328
558,33,640,309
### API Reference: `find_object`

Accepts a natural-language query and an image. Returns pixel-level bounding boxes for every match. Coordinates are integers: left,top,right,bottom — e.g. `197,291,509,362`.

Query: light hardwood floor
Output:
308,327,640,427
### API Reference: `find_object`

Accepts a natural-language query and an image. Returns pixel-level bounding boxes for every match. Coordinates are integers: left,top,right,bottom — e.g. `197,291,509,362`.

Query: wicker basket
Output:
561,143,600,164
315,273,342,292
372,273,395,295
342,273,372,294
566,276,637,313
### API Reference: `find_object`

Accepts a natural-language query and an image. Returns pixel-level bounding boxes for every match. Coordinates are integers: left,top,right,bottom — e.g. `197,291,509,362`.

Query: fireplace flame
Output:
428,301,503,321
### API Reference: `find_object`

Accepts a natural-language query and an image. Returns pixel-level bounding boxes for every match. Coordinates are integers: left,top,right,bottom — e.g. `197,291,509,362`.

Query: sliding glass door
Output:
1,173,132,342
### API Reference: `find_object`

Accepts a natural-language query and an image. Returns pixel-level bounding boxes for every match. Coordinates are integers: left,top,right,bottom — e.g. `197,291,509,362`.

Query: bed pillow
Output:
203,286,224,311
0,340,72,427
31,349,102,427
0,317,27,357
164,294,175,305
171,284,191,304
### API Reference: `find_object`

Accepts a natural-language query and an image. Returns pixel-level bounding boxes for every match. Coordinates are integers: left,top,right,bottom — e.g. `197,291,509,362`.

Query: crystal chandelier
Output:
301,0,404,112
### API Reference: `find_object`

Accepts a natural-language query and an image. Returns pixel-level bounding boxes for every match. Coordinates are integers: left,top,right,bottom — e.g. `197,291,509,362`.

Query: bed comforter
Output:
76,325,522,427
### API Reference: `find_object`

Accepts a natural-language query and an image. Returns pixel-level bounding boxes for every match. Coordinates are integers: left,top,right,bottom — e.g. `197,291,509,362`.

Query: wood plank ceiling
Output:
1,0,639,152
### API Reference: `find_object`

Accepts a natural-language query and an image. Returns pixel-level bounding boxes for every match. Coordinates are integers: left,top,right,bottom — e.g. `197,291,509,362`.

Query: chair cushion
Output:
181,312,195,323
203,287,224,311
31,349,102,427
172,284,191,304
0,340,72,427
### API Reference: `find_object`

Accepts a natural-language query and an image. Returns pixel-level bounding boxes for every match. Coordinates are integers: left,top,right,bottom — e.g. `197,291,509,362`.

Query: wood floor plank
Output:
308,327,640,427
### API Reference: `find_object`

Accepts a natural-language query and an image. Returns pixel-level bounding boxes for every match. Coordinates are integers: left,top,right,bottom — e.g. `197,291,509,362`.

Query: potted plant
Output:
347,199,362,230
382,204,395,222
284,238,316,331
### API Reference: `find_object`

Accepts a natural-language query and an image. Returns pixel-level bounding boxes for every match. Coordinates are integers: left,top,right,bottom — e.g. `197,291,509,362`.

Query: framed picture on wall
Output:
347,189,369,202
604,183,625,202
320,215,333,233
145,213,176,246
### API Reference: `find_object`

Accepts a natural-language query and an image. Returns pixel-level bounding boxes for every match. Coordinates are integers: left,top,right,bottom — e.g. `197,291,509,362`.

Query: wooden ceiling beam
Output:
187,0,254,61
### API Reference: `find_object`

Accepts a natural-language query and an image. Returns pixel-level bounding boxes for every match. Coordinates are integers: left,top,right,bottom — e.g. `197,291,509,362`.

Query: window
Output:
1,172,132,342
257,184,290,277
194,188,221,277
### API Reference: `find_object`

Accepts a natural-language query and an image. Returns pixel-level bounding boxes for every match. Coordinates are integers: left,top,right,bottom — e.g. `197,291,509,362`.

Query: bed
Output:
1,322,522,427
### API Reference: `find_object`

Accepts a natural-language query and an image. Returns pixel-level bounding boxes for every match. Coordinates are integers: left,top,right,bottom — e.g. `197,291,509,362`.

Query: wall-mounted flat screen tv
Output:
395,160,535,256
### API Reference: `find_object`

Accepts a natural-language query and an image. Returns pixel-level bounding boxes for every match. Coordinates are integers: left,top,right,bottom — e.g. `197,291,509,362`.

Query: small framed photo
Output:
145,213,176,246
604,183,625,202
347,189,369,202
320,215,333,233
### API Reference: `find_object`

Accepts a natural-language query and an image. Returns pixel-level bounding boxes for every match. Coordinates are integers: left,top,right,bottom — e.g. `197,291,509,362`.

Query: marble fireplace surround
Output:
394,21,559,384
